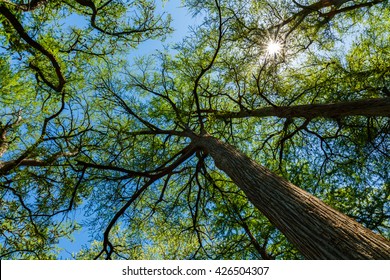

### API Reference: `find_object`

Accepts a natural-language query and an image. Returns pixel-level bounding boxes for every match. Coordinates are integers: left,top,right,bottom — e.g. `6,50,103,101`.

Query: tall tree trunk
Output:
193,134,390,259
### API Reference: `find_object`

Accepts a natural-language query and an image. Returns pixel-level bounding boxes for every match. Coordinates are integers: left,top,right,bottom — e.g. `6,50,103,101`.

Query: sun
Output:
266,41,282,55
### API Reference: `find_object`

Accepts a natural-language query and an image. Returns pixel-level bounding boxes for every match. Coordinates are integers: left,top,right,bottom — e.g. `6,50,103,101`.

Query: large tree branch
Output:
203,98,390,120
0,4,65,92
286,0,384,26
0,151,78,175
75,159,154,178
0,0,48,11
272,0,385,39
74,0,166,38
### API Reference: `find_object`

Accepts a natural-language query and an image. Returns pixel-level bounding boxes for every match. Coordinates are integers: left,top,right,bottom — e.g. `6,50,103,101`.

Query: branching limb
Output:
0,0,48,11
0,4,66,92
203,98,390,119
74,0,167,38
93,144,198,259
192,0,225,133
278,118,310,170
278,0,385,38
234,210,275,260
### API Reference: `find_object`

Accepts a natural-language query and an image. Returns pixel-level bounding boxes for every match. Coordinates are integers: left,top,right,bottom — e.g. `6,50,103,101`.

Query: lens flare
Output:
266,41,282,55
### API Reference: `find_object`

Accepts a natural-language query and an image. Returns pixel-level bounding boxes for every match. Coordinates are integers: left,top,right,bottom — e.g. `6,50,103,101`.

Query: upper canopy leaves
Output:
0,0,388,259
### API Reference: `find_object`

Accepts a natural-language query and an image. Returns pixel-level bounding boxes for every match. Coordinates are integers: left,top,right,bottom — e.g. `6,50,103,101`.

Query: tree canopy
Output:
0,0,389,259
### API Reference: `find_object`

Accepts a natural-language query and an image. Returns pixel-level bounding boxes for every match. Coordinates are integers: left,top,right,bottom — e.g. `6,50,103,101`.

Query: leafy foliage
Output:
1,0,389,259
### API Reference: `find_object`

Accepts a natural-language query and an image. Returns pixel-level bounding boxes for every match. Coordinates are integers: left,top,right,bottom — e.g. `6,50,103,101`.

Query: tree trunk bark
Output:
193,134,390,259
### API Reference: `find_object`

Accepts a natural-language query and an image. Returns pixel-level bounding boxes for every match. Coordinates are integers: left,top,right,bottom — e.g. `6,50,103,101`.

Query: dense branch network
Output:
0,0,172,259
1,0,389,259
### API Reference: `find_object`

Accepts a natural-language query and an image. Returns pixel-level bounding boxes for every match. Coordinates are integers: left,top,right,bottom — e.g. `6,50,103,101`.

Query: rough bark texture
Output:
212,98,390,119
194,134,390,259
